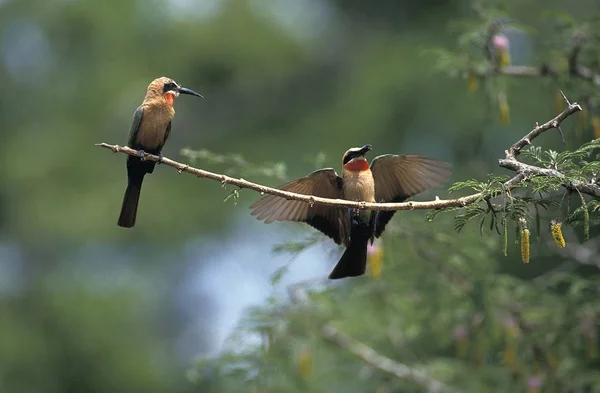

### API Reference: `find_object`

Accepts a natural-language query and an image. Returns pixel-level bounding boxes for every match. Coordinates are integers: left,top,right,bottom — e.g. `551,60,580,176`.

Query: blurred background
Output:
1,0,600,392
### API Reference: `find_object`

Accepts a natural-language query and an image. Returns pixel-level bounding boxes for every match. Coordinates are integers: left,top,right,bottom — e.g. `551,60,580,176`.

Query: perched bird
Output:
249,145,451,279
117,77,203,228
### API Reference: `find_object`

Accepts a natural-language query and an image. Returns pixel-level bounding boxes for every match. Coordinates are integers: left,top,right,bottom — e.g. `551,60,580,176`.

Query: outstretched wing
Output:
250,168,350,245
370,154,451,237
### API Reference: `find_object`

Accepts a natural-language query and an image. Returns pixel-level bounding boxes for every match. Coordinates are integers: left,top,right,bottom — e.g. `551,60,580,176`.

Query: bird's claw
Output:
157,153,164,164
138,150,147,161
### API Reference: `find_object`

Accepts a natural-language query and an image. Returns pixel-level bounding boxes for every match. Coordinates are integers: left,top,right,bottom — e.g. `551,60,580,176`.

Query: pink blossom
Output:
493,34,510,51
367,242,380,256
528,376,542,391
503,315,517,330
453,325,468,341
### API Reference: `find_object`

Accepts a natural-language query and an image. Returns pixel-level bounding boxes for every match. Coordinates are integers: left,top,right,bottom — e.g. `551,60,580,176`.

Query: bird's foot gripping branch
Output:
97,93,600,264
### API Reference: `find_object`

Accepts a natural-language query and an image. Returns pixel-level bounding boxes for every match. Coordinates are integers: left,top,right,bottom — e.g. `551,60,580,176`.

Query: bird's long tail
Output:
328,223,372,279
117,172,144,228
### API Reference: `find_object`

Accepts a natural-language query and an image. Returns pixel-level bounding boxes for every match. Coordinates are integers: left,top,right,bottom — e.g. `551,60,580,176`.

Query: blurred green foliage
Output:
1,0,600,392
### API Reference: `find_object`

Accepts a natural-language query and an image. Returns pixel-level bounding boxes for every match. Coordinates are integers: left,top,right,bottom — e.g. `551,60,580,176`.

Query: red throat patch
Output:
164,92,176,106
344,158,370,172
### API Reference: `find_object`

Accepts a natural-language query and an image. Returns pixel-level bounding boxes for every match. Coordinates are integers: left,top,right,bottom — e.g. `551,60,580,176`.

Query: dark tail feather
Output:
328,224,372,280
117,174,144,228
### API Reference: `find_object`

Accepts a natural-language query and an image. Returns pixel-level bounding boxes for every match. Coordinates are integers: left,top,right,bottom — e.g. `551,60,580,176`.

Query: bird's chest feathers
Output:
344,159,370,172
136,104,175,151
343,169,375,202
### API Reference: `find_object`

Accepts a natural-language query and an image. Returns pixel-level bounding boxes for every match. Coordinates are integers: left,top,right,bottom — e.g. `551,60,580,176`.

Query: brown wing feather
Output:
249,168,350,245
370,154,451,237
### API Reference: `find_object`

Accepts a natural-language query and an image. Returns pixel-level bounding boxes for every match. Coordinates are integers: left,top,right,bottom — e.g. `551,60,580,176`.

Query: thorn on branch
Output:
559,90,571,106
557,126,566,145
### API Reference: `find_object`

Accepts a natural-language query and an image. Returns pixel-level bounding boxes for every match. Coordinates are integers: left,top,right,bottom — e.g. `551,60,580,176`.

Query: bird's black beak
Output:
359,144,372,155
178,87,204,98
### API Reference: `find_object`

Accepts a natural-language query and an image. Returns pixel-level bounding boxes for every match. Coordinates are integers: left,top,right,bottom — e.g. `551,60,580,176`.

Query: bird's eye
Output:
163,82,176,93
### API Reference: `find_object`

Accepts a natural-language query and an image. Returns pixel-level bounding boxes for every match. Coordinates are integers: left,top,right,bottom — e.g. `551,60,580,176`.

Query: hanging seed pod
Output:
503,217,508,257
502,344,516,367
518,218,530,263
584,206,590,241
520,229,530,263
498,92,510,125
546,348,558,372
296,346,312,380
550,220,566,248
467,73,479,93
502,315,519,369
593,116,600,139
367,241,383,278
577,193,590,241
499,50,510,68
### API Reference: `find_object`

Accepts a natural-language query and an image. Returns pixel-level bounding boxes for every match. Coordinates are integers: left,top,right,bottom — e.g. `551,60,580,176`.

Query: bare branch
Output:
498,158,600,198
494,99,600,198
496,65,549,78
288,283,455,393
321,325,453,393
476,65,600,87
506,102,581,158
97,99,598,214
96,143,483,212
